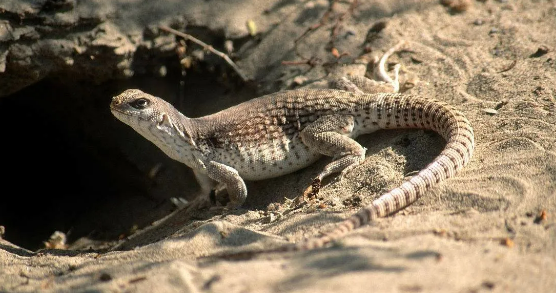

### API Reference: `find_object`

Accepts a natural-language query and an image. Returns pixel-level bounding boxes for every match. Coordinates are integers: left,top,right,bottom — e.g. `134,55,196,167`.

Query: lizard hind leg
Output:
300,114,366,198
333,40,405,94
333,74,398,94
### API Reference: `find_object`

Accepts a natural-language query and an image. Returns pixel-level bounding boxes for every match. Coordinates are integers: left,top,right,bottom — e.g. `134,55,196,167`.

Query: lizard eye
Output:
129,98,150,109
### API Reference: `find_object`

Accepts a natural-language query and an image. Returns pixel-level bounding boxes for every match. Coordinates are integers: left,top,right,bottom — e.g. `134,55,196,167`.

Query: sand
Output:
1,0,555,292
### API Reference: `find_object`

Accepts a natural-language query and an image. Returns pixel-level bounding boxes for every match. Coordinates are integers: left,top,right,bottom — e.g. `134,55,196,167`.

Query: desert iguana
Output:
110,41,475,252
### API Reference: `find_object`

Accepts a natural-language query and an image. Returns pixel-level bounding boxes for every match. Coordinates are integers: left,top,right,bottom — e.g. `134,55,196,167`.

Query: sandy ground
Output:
1,0,556,292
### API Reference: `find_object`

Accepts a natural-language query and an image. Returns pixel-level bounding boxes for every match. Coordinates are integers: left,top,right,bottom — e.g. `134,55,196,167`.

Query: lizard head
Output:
110,89,192,147
110,89,169,125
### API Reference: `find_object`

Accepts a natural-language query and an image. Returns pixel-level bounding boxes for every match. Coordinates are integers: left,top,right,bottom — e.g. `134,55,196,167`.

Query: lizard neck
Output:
140,109,208,171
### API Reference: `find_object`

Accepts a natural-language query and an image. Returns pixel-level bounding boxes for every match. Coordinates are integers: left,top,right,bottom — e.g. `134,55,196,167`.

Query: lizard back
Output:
191,89,473,183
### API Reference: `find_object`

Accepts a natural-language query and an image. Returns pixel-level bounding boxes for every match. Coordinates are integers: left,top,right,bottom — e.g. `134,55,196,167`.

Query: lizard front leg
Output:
206,161,247,209
300,114,365,197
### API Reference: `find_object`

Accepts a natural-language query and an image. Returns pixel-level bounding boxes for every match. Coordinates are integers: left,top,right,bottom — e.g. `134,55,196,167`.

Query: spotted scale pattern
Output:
111,87,474,252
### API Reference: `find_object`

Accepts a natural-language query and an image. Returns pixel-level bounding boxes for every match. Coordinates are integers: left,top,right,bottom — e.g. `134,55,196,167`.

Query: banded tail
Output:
295,94,475,250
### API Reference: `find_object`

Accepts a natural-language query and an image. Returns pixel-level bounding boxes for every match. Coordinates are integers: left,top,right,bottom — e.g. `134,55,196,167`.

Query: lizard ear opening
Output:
158,113,171,127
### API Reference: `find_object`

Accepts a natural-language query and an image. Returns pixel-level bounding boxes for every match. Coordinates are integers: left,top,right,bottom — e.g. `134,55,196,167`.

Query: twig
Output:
281,57,321,67
158,25,250,82
497,59,517,73
292,0,358,62
329,0,358,49
293,0,338,58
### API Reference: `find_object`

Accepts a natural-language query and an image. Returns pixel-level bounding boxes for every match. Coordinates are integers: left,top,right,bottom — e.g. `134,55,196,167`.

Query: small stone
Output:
246,20,257,36
530,45,550,58
293,76,308,86
482,108,498,115
224,40,234,54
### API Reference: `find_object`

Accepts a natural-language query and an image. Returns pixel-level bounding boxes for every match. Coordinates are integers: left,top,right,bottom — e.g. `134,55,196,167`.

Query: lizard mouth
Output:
109,106,152,123
109,107,129,118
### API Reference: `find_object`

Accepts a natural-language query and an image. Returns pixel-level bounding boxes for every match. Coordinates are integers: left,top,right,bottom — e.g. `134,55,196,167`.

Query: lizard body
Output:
110,43,474,252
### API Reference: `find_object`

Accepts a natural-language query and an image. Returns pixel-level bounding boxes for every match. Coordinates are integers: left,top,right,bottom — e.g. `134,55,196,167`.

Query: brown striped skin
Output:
111,88,474,254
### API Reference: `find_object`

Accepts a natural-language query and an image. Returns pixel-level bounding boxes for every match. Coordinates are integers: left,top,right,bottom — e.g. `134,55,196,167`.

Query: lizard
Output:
110,41,475,253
